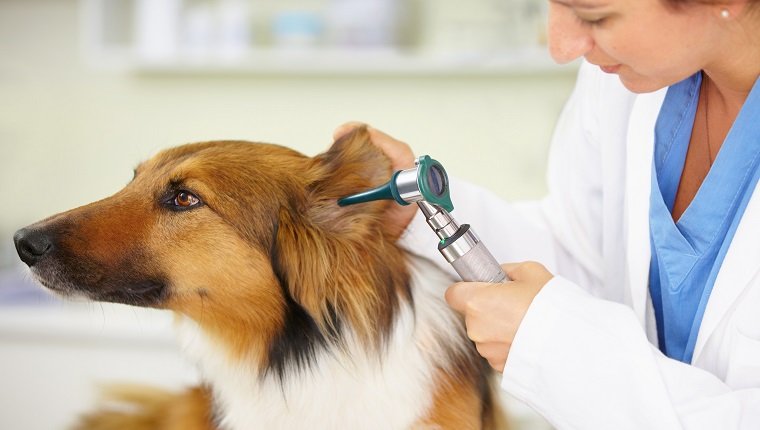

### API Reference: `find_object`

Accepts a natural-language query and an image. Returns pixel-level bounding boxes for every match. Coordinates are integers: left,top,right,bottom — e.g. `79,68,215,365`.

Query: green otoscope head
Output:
337,155,454,212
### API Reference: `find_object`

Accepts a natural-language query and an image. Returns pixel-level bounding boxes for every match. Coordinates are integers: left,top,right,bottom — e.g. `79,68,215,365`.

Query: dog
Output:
13,127,506,429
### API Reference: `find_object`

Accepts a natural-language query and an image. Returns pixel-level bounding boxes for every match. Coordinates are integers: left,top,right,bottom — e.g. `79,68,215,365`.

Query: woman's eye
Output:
172,191,201,209
577,15,606,26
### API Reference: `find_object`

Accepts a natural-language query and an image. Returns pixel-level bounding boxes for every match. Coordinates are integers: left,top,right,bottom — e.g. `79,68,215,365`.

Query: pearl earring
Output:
720,9,730,19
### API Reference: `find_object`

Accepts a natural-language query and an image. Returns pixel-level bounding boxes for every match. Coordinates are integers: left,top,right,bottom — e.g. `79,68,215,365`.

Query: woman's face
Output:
548,0,721,93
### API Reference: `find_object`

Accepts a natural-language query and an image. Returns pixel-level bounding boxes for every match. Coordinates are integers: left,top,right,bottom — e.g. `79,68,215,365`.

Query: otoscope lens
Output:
428,165,447,196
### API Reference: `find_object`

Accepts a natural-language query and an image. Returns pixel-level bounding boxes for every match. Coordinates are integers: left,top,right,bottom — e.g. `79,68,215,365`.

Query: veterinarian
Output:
335,0,760,428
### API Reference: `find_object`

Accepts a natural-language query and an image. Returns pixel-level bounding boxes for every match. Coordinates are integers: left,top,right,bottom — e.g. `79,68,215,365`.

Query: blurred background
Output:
0,0,577,428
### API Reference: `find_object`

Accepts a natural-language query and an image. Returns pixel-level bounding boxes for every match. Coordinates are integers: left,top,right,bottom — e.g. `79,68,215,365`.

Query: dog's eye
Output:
170,191,201,210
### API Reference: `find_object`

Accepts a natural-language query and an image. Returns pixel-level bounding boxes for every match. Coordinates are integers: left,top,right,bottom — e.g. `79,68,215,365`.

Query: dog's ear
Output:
305,126,395,229
270,126,409,345
311,125,392,194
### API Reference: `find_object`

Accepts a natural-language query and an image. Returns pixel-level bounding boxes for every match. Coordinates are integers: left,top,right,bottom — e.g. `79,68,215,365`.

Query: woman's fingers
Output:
365,126,415,169
476,342,509,372
444,281,489,314
445,261,555,371
503,261,554,285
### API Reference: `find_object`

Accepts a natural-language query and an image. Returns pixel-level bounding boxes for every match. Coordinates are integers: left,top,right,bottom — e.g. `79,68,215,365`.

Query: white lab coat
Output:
399,61,760,429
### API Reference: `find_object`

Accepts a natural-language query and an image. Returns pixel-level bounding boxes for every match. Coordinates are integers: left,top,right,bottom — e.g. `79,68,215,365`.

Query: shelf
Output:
124,47,576,76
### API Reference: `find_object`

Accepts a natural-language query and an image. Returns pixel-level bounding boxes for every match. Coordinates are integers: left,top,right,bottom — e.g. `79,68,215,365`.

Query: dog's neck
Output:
267,207,414,376
175,255,470,430
176,239,413,383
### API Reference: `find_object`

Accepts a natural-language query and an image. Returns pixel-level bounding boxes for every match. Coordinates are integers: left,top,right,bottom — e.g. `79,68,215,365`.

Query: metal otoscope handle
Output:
418,201,509,283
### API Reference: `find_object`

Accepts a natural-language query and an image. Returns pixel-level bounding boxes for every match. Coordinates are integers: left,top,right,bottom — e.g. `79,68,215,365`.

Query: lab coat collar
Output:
625,88,665,328
693,77,760,362
692,165,760,363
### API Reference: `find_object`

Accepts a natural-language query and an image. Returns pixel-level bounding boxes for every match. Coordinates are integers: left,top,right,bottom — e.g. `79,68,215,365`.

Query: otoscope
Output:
338,156,509,284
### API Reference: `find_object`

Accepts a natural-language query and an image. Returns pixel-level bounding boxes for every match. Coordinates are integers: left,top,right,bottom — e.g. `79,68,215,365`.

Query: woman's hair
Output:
663,0,758,3
661,0,759,14
662,0,759,6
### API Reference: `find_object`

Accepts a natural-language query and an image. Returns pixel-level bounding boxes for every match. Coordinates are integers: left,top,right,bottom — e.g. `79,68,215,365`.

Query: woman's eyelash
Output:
576,15,606,26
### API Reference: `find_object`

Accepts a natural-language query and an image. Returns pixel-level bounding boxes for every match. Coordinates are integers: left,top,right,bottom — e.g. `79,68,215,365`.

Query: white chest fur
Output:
176,255,464,430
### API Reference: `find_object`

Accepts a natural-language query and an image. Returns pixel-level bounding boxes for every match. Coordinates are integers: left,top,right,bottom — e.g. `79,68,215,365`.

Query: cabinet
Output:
81,0,576,75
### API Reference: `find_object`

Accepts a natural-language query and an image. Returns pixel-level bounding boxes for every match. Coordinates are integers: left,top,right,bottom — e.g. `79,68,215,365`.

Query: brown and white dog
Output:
13,127,505,429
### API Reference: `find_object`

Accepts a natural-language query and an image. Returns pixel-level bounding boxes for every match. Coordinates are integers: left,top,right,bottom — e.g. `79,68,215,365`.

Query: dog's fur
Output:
15,127,506,429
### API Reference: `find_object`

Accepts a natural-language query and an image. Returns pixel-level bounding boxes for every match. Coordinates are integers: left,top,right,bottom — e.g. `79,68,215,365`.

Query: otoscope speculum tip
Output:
337,171,407,207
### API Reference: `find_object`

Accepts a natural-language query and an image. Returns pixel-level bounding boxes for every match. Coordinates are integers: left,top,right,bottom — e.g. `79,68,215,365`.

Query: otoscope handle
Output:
451,241,509,283
436,223,509,283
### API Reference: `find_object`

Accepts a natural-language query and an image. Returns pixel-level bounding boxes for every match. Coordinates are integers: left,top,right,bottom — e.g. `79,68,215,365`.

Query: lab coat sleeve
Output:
399,61,606,292
502,276,760,429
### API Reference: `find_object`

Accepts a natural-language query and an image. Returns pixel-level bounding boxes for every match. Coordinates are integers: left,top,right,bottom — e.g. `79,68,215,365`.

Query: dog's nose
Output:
14,228,54,267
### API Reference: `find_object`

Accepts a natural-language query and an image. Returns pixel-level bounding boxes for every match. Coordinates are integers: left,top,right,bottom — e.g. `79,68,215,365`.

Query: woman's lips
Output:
600,64,622,73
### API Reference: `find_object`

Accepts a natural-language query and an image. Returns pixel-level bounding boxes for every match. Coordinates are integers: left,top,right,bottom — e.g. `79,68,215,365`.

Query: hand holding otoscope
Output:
338,155,509,284
333,126,553,374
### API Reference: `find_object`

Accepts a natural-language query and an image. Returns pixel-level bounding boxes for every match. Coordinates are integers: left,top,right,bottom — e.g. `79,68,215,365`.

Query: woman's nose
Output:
547,3,594,64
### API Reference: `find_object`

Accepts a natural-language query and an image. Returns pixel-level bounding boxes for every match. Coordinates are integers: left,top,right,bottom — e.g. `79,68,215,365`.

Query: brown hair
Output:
662,0,759,8
663,0,758,3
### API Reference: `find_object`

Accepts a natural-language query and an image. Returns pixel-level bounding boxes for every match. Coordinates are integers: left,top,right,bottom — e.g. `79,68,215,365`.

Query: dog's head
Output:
14,127,411,372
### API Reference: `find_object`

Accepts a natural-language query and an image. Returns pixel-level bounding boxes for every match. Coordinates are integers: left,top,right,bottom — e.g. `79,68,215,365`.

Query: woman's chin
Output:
618,74,668,94
616,70,671,94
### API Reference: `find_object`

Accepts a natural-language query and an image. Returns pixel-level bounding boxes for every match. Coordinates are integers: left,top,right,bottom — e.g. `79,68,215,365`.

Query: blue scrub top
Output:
649,72,760,363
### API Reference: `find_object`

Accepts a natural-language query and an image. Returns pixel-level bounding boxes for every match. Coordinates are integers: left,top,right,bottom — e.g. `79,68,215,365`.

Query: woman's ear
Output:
717,2,748,20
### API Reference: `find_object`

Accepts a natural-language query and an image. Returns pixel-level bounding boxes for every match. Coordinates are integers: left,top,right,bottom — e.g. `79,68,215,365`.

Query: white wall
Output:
0,0,577,267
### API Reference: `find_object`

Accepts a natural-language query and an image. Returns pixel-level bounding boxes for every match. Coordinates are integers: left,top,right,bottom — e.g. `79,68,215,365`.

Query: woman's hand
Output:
445,261,554,372
333,122,418,239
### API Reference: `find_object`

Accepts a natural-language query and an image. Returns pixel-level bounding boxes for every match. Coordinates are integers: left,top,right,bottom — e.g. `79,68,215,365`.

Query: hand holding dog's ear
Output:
445,262,553,372
332,122,419,239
